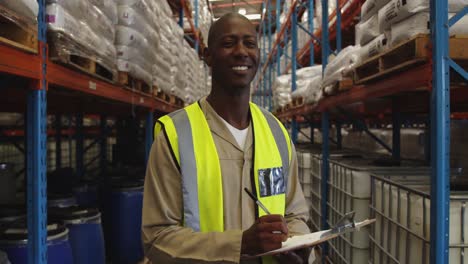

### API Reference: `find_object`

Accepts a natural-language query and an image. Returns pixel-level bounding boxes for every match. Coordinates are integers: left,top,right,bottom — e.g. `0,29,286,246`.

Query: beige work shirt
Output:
142,98,310,263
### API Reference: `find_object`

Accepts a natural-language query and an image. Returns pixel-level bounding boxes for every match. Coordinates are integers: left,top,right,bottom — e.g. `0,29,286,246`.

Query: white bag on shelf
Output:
378,0,430,32
115,25,156,63
323,45,359,80
391,12,468,46
88,0,118,24
360,34,388,61
296,65,323,80
355,14,379,46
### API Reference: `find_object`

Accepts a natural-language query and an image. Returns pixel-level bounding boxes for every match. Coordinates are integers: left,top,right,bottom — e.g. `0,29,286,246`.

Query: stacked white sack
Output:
185,0,212,46
153,3,180,96
46,0,117,74
360,0,391,22
291,65,323,105
322,45,363,95
115,0,160,87
390,12,468,46
378,0,468,33
2,0,38,25
272,74,292,111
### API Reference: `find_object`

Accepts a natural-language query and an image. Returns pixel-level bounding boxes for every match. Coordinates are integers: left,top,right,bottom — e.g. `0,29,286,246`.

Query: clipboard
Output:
241,218,376,259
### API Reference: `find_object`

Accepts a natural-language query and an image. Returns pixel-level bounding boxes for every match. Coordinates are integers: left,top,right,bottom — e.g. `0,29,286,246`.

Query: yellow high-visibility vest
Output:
155,102,292,263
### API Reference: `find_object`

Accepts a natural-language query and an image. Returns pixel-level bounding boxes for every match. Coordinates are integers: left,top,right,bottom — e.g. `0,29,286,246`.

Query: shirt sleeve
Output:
141,129,243,264
284,144,311,236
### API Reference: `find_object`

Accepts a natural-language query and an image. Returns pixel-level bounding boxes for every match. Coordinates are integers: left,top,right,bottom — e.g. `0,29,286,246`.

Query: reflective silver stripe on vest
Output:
169,110,201,232
259,108,290,188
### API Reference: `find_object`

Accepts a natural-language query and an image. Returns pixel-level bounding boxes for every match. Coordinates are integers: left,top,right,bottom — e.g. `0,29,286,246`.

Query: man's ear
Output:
204,47,212,67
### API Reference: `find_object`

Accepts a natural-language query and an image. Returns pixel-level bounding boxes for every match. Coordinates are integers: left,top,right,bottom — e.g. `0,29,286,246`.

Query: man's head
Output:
205,13,260,93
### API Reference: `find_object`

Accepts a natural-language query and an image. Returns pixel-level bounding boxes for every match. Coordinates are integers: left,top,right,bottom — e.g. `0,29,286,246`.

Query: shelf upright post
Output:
55,114,62,169
276,0,281,77
267,0,273,110
27,0,48,262
429,0,450,263
284,30,289,72
262,7,267,108
310,122,314,144
320,112,330,233
195,0,199,53
320,0,330,261
291,4,298,143
179,3,184,27
335,0,341,52
336,121,342,149
392,98,401,161
145,111,153,164
308,0,315,65
100,115,107,176
76,112,84,179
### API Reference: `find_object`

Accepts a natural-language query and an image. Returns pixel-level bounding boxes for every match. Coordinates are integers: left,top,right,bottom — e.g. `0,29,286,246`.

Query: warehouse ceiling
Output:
208,0,271,24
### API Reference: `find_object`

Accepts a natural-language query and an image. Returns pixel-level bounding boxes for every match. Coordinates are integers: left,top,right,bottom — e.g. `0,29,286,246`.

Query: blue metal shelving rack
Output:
26,0,47,262
256,0,468,263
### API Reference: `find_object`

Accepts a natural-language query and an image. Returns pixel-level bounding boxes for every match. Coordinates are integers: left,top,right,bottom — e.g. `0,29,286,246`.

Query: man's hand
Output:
274,248,312,264
241,214,289,255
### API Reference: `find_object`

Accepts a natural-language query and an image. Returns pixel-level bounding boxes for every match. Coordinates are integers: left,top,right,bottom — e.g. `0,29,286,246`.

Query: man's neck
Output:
207,88,250,130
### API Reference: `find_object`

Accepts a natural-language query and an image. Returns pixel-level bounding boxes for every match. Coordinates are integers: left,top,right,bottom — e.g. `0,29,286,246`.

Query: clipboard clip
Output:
321,211,356,238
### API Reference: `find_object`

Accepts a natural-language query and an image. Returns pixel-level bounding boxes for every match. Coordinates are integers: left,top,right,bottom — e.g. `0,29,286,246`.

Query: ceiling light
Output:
238,8,247,15
245,14,261,20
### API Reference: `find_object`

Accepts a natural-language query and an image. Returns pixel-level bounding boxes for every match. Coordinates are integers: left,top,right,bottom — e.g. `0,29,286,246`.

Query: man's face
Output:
206,16,260,91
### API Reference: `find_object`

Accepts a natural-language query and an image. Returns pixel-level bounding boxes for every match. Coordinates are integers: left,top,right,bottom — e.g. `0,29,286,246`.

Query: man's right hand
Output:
241,214,289,255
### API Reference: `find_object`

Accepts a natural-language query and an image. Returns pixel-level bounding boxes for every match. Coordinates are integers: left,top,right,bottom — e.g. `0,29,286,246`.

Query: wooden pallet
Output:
156,90,177,105
291,96,305,107
337,78,354,92
354,35,431,84
118,71,152,94
354,34,468,84
0,6,38,53
50,51,117,83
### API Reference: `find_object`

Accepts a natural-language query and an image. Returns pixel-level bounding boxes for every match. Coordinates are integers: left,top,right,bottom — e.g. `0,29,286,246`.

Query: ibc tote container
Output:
326,157,429,264
370,174,468,264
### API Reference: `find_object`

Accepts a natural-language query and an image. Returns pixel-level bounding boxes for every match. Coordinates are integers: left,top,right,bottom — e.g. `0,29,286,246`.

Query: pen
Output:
244,187,271,215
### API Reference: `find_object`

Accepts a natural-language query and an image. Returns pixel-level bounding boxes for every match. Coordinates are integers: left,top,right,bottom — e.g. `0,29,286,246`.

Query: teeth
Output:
232,66,248,71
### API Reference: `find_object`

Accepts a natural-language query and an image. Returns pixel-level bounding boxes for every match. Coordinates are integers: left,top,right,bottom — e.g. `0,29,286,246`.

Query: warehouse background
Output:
0,0,467,263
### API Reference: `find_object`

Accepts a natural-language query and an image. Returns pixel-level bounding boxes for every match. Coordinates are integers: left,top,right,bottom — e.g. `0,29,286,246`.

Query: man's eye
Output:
223,42,234,47
245,42,257,48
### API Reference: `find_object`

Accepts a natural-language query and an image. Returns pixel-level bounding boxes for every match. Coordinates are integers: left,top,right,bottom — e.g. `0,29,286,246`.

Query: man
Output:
142,13,311,263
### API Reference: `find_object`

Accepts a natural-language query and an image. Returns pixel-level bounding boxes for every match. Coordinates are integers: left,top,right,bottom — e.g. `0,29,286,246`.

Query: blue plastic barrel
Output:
103,180,144,264
73,182,99,207
50,206,105,264
48,194,77,208
0,221,73,264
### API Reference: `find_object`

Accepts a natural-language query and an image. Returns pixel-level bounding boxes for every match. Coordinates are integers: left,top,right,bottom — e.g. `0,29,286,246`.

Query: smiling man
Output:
142,13,311,264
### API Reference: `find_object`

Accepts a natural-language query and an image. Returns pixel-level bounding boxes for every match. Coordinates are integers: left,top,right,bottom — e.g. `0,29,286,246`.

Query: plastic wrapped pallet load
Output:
46,2,117,75
115,0,161,87
115,26,154,86
390,12,468,46
322,45,363,95
272,74,292,111
2,0,38,25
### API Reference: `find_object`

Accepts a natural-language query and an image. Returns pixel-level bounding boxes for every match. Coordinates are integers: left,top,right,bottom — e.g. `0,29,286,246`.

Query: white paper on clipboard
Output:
241,219,376,259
